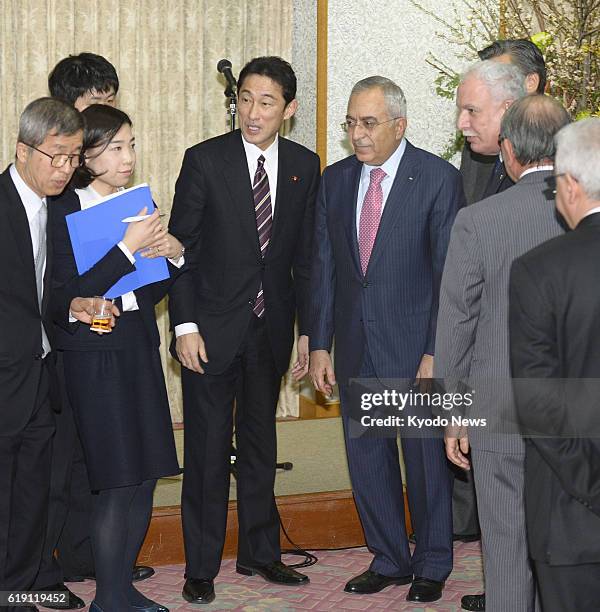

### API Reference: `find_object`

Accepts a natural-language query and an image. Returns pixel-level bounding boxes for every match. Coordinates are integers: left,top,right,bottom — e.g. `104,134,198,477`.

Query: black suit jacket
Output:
49,189,181,351
0,167,62,434
460,142,513,205
168,130,320,376
509,212,600,565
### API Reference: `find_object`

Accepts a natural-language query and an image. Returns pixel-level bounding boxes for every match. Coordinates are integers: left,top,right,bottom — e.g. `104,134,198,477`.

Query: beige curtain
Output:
0,0,295,421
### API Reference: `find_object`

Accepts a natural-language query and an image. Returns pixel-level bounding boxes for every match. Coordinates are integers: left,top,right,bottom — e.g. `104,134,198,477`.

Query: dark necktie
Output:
483,156,507,198
252,155,272,317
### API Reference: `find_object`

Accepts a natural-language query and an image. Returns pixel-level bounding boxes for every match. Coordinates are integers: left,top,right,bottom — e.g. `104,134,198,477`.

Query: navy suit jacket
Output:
49,189,183,352
310,140,465,384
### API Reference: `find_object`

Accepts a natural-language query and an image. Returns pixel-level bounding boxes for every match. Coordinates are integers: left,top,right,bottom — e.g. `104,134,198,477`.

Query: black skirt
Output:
62,311,181,490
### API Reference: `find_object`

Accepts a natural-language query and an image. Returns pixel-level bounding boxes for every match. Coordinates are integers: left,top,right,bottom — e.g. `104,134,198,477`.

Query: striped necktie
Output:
252,155,272,317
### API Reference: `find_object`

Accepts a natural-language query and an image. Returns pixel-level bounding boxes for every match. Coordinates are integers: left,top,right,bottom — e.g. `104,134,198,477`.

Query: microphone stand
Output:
225,83,236,132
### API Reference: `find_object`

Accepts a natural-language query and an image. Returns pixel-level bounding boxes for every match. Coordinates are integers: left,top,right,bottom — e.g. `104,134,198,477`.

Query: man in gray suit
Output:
450,61,527,571
434,95,571,612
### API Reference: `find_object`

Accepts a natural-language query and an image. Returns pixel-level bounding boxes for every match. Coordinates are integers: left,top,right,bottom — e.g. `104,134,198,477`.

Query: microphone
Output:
276,462,293,471
217,59,237,97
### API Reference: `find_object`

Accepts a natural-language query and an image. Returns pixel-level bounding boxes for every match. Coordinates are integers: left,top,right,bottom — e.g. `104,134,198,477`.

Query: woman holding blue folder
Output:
50,105,182,612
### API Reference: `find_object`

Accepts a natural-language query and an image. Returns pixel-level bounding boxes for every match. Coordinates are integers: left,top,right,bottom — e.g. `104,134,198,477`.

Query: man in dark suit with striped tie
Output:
168,56,320,605
309,76,464,604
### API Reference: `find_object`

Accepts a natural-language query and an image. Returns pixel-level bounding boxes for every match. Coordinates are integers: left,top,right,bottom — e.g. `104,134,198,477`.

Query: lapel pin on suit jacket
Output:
290,175,300,182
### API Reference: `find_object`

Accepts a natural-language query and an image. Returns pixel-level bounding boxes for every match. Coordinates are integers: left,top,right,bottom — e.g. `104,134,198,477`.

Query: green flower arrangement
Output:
410,0,600,158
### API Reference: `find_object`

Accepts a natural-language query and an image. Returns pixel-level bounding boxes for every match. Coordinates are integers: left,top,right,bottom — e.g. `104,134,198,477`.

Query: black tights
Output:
90,479,156,611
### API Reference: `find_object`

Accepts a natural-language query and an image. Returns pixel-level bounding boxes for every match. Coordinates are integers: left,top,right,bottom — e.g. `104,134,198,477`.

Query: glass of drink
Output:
90,297,114,333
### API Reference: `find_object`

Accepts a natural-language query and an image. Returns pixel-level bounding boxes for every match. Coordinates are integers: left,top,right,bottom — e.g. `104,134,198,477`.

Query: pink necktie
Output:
358,167,386,274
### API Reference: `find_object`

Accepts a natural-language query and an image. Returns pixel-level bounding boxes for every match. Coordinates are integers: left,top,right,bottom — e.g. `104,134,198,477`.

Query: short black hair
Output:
48,53,119,105
72,104,132,188
478,39,546,94
237,56,296,105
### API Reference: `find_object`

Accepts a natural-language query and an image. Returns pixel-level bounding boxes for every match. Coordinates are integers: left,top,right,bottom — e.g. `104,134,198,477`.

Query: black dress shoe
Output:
35,583,85,609
461,593,485,610
64,565,154,583
182,578,215,604
344,569,412,594
132,565,156,582
236,561,309,585
406,577,444,602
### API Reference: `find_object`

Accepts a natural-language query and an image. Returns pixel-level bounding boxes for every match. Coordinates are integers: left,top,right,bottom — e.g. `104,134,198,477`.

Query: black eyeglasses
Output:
340,117,402,133
22,143,84,168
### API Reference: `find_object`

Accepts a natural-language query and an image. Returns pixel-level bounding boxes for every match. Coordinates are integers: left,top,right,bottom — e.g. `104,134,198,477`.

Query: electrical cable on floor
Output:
231,443,370,568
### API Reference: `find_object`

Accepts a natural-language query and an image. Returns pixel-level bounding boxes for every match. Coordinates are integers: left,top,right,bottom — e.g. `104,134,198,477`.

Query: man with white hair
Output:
510,118,600,611
457,60,527,199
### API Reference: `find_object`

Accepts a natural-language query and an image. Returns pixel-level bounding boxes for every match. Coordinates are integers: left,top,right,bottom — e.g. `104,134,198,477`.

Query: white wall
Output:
327,0,463,164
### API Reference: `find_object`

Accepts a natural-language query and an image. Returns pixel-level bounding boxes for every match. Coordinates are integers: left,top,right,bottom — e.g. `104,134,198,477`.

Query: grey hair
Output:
18,97,83,147
350,76,407,118
460,60,527,104
499,95,571,164
555,118,600,200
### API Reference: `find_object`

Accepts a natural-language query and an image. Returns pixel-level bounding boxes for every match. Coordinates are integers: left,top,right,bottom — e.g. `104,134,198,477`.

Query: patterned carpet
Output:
64,542,483,611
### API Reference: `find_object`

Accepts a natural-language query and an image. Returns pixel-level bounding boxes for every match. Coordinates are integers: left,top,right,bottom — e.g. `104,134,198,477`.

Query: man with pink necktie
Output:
309,76,465,604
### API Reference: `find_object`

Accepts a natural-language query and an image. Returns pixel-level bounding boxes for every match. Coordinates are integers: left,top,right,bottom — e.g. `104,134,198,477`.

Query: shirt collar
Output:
520,165,554,179
10,163,46,219
242,133,279,167
584,206,600,219
361,138,407,181
76,185,126,210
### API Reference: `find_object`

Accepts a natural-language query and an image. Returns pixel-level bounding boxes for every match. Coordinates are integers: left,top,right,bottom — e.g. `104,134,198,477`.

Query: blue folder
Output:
66,183,170,298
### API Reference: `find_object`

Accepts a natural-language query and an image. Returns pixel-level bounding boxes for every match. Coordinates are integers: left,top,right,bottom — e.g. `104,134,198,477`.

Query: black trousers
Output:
535,559,600,612
33,352,93,587
181,315,282,579
0,360,54,601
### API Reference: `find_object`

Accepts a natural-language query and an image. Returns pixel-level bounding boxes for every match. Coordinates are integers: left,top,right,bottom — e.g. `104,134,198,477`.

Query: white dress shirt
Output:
242,133,279,214
10,164,51,356
175,134,279,338
356,138,407,238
